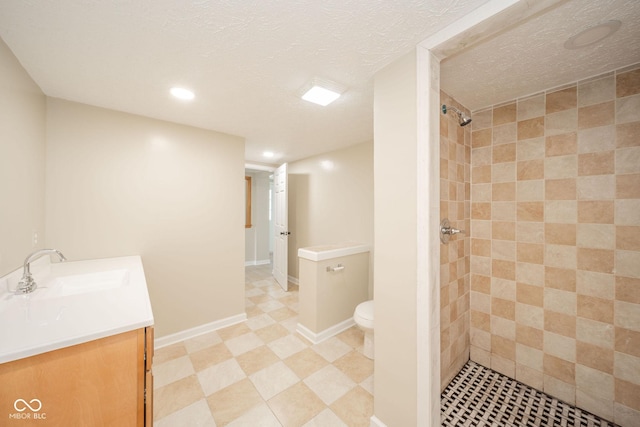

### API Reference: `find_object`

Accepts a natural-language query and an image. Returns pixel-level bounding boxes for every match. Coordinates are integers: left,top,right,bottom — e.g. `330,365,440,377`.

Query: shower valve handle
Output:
440,218,466,244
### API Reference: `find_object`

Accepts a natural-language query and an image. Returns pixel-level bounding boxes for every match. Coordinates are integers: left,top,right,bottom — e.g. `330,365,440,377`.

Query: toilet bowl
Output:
353,300,374,359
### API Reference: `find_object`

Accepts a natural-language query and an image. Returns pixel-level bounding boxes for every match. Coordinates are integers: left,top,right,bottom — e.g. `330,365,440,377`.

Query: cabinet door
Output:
144,326,154,427
0,330,141,426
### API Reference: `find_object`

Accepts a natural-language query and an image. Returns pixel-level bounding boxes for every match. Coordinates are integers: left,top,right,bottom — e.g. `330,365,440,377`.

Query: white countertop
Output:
0,255,154,364
298,242,370,261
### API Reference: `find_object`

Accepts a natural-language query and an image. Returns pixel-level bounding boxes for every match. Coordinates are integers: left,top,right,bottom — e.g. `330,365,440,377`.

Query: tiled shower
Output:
440,64,640,426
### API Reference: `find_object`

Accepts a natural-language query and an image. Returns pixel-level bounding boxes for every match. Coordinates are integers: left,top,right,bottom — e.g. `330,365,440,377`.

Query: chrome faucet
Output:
16,249,67,294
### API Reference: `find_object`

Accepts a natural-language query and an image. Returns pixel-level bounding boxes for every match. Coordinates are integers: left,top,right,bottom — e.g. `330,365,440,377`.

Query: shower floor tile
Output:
442,361,619,427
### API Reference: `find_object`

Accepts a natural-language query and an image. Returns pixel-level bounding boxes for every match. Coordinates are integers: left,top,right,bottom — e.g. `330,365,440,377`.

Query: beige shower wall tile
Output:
516,282,543,307
491,316,516,340
577,175,615,200
576,270,614,300
518,202,544,222
516,343,543,369
546,109,577,136
493,143,516,163
616,122,640,148
576,317,614,350
544,353,576,384
544,375,576,405
578,200,614,224
579,76,615,107
492,182,515,201
615,378,640,412
472,128,492,148
517,159,544,181
516,262,544,287
617,174,640,199
545,223,576,246
578,151,615,176
470,255,491,276
576,364,614,401
472,146,492,165
577,224,615,249
616,68,640,98
517,222,544,244
471,220,491,239
545,201,577,224
546,155,577,179
492,162,516,183
616,225,640,251
516,303,544,329
544,331,576,362
546,132,577,157
578,125,616,154
576,341,613,374
616,95,640,124
616,251,640,280
493,123,517,145
493,103,517,126
578,101,615,129
492,221,515,240
517,138,545,161
615,276,640,305
577,248,614,274
615,200,640,225
518,117,545,140
545,288,577,316
546,178,576,200
616,147,640,174
472,183,491,201
517,180,544,201
545,266,576,292
472,165,491,183
517,94,545,121
471,109,492,130
517,243,544,265
576,390,614,421
545,310,576,338
614,352,640,385
545,244,577,269
492,201,515,221
547,86,577,114
578,294,614,324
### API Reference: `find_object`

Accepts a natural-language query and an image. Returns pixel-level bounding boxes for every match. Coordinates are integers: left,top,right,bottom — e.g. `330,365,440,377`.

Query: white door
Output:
273,163,289,291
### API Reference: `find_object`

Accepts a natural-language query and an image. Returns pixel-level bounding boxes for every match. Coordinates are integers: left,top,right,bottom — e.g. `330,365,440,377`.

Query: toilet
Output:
353,300,374,359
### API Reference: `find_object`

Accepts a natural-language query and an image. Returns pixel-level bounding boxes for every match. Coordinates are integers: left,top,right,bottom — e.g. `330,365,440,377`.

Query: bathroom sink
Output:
32,269,130,299
51,269,130,296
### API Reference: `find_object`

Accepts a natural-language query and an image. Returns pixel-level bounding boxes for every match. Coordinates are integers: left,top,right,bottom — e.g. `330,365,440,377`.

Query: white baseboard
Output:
370,415,387,427
154,313,247,349
287,275,299,285
244,259,271,267
296,318,355,345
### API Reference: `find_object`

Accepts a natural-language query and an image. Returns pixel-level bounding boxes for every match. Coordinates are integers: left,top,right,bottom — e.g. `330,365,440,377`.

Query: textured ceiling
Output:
0,0,490,164
2,1,636,163
442,0,640,111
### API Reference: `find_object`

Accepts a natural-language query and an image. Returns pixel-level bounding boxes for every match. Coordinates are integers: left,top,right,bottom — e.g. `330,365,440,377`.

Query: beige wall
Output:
45,98,246,337
469,65,640,425
373,51,418,427
439,91,471,390
0,38,46,276
288,141,373,285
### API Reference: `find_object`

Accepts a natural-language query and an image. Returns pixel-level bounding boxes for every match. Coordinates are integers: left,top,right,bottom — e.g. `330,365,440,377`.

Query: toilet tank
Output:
297,242,370,342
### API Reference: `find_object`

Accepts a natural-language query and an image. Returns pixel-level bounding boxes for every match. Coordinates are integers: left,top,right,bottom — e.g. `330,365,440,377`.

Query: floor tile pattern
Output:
442,361,620,427
153,264,373,426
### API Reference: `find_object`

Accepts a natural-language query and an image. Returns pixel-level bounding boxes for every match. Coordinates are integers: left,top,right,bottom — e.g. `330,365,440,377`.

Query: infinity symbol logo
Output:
14,398,42,412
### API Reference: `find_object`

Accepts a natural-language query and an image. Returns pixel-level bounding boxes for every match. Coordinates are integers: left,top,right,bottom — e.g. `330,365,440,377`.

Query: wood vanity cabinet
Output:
0,326,154,426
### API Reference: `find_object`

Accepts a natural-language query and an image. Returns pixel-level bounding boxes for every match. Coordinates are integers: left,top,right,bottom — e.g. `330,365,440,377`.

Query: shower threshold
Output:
441,361,619,427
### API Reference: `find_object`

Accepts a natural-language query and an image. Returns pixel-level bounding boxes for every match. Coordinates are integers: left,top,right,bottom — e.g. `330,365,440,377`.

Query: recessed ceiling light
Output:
302,85,341,106
263,151,275,158
564,20,621,50
170,87,195,100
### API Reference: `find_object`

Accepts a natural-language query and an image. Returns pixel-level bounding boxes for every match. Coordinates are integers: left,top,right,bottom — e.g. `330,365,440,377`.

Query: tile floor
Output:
153,264,374,426
442,361,619,427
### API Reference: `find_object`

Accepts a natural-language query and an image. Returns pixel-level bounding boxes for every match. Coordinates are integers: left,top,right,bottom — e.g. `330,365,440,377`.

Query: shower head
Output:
441,104,472,127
